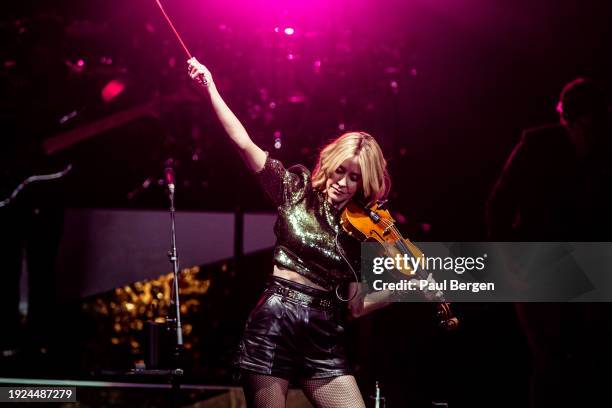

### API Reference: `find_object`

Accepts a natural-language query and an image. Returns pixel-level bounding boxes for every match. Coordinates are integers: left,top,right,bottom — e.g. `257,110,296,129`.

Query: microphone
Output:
164,167,176,194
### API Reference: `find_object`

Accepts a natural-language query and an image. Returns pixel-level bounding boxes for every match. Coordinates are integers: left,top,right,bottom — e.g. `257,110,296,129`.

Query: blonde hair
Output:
312,132,390,203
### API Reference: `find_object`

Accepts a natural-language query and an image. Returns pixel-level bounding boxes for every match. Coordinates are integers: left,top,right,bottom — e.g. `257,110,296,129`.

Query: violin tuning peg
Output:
376,199,389,210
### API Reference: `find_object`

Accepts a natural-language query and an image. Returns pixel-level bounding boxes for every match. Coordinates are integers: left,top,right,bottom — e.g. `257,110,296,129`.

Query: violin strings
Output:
377,219,428,278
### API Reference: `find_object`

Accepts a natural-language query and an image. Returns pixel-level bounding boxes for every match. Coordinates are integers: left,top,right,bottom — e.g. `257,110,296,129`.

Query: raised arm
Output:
187,57,266,173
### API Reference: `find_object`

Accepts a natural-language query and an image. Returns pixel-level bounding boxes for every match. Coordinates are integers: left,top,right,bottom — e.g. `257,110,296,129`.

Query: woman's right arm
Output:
187,57,267,173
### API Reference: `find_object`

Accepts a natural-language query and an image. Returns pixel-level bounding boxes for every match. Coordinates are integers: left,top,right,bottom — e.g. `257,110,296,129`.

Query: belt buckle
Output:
294,291,309,303
282,287,300,302
288,288,312,305
279,286,332,310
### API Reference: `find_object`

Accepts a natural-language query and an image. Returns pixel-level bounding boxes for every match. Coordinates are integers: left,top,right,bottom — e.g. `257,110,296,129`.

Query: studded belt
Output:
269,285,336,310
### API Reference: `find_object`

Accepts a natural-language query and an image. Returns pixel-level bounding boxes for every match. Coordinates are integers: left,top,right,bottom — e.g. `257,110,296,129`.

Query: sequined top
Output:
254,153,361,291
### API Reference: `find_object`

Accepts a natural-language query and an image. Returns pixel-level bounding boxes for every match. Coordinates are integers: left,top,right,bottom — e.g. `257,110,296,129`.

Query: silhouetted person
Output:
487,78,612,407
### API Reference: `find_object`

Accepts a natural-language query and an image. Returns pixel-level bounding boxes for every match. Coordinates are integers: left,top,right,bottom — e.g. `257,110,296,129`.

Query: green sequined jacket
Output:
254,153,361,291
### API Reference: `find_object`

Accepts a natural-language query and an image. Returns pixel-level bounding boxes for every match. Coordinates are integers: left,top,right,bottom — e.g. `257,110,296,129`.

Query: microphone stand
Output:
166,177,183,350
126,168,184,408
164,168,184,407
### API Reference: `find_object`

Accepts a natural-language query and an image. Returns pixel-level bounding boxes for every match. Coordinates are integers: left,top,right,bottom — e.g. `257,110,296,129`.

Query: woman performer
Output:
187,57,425,408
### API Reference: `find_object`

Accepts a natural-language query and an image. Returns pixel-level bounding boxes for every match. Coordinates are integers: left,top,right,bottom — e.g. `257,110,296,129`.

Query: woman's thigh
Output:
300,375,365,408
242,373,289,408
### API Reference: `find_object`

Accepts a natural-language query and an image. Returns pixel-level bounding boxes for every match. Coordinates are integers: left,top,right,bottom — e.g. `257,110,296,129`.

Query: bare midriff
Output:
273,265,329,291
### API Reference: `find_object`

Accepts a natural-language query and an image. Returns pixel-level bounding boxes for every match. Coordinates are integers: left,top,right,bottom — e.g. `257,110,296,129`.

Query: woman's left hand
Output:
187,57,213,89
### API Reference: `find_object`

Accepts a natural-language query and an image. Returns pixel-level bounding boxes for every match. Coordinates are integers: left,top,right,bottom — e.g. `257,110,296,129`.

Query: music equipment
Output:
340,200,459,330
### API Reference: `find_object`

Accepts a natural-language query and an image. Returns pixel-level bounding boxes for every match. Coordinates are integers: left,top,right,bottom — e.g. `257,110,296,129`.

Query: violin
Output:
340,200,459,331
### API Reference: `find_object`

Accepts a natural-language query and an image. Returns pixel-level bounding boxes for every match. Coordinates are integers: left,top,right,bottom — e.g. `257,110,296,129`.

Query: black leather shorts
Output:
235,276,351,380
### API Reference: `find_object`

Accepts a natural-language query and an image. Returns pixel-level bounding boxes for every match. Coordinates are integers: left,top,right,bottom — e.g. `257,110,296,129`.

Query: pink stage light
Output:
288,94,306,103
101,79,126,103
394,212,408,224
284,27,295,35
76,59,85,67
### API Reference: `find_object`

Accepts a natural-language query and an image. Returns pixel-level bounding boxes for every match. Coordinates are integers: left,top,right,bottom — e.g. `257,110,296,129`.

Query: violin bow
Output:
154,0,193,59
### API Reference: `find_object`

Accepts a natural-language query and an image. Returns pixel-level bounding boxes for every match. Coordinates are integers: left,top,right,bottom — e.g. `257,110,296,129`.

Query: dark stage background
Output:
1,1,611,407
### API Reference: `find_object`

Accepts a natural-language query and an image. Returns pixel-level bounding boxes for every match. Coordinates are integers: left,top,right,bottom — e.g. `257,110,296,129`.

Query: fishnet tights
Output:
243,374,365,408
301,376,366,408
243,374,289,408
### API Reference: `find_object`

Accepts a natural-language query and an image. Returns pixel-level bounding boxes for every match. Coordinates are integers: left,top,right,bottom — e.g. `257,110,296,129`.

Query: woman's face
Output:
326,155,362,208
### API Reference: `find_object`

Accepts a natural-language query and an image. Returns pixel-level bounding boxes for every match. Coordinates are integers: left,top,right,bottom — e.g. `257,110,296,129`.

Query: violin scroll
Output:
437,302,459,331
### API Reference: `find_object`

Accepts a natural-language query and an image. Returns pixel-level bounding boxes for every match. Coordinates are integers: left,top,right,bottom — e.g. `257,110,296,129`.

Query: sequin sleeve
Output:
253,152,310,207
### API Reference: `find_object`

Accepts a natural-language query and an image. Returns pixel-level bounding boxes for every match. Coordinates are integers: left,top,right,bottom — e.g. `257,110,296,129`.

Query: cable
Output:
0,164,72,208
334,228,360,302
